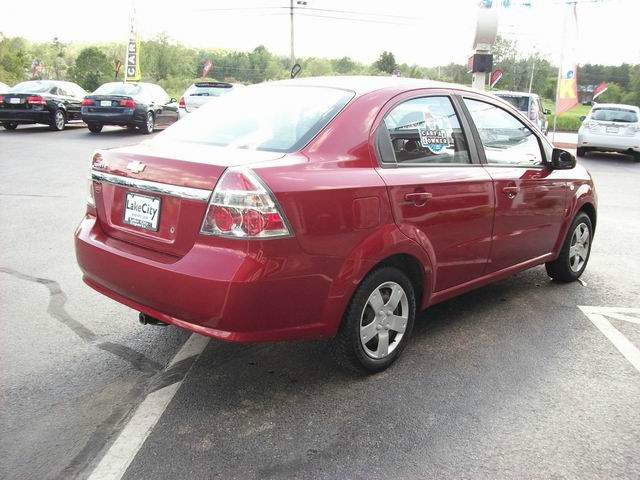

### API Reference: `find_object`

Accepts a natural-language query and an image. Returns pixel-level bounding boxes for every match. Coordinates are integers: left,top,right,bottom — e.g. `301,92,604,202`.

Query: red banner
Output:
592,81,608,101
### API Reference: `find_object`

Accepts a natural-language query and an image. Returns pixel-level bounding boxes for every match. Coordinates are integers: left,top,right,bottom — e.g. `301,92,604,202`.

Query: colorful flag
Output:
555,3,579,115
490,69,503,88
592,81,608,101
202,60,213,78
125,9,141,82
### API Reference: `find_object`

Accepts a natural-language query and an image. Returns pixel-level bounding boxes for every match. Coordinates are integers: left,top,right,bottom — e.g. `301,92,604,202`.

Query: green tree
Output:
597,82,624,103
71,47,112,91
0,34,29,84
374,51,396,74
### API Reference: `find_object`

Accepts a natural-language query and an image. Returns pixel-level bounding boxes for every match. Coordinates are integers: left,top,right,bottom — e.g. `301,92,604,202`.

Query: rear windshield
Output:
156,85,354,153
9,81,54,93
93,83,142,96
591,108,638,123
496,95,530,112
186,83,234,97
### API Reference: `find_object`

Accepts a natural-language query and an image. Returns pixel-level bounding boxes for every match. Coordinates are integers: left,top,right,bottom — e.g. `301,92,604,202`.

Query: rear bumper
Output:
578,131,640,153
74,215,342,342
81,108,141,126
0,109,50,124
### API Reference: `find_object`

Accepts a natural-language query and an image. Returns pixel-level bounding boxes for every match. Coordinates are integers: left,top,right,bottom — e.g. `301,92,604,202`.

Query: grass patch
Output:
543,100,591,132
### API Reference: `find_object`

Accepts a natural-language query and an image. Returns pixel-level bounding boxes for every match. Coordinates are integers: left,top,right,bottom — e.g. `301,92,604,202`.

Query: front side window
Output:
377,96,471,165
464,99,543,166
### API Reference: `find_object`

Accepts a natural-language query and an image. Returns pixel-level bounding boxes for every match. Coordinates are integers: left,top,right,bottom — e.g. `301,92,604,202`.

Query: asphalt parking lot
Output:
1,125,639,480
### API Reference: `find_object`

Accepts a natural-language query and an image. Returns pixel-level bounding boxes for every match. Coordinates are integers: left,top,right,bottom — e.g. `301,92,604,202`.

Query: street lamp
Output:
290,0,308,66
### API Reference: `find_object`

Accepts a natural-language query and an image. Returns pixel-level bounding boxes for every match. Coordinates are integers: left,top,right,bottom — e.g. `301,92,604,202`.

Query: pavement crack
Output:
0,267,162,373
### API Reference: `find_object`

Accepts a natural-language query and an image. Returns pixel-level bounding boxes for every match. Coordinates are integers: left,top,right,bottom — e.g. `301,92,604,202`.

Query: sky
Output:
2,0,638,67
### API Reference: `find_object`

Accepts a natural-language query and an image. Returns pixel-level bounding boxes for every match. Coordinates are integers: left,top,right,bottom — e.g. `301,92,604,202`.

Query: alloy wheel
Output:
55,111,65,130
359,281,409,359
569,222,590,272
146,113,154,133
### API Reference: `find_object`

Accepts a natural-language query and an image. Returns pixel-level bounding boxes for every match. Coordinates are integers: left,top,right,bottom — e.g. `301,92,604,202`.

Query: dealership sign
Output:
125,10,141,82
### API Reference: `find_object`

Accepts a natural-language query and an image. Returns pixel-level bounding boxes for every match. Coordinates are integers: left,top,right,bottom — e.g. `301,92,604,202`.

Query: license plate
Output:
100,100,112,107
606,126,619,134
9,98,21,104
123,192,161,231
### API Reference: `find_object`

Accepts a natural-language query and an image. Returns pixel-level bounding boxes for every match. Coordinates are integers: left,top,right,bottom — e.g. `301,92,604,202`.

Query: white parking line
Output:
579,306,640,374
88,334,210,480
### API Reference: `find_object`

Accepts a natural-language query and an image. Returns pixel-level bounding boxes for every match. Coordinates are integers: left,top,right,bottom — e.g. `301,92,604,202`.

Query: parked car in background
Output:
0,80,86,131
81,82,179,134
76,77,597,374
494,91,550,134
0,81,9,93
577,103,640,161
178,81,241,116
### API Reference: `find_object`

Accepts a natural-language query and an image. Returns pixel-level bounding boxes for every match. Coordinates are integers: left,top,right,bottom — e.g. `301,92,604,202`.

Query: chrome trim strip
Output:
91,170,211,202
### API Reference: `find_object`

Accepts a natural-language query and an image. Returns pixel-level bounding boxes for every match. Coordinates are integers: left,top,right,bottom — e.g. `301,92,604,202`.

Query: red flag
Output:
202,60,213,78
592,81,608,101
490,69,503,88
555,3,579,115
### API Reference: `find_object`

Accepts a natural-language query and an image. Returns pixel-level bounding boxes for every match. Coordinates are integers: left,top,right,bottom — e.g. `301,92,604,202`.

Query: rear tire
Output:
140,112,154,134
87,123,103,133
2,122,18,130
330,266,416,374
50,109,66,131
576,147,586,157
545,212,593,282
633,152,640,163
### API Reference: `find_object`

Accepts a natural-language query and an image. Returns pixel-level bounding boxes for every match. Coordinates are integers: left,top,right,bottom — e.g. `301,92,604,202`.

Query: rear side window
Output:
376,96,471,165
464,98,543,166
155,85,354,153
591,108,638,123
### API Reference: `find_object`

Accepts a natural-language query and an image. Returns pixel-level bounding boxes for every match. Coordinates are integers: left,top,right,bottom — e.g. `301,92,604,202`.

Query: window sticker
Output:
418,109,452,154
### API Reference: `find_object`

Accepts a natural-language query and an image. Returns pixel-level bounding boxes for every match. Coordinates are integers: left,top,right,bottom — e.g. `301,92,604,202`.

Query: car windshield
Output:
9,81,54,93
156,85,354,153
93,83,142,96
591,108,638,123
186,83,234,97
496,95,530,112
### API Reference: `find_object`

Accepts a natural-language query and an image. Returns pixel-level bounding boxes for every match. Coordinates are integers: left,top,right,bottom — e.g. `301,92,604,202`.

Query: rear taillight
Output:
82,98,94,106
27,95,46,105
0,95,4,103
587,121,599,129
179,96,185,107
119,98,136,108
200,168,291,238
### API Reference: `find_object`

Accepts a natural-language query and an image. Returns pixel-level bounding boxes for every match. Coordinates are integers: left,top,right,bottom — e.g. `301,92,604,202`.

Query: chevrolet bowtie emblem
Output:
126,160,146,174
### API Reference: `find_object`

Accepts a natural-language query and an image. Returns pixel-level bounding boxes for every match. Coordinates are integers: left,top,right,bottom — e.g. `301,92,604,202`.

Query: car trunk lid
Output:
91,142,284,257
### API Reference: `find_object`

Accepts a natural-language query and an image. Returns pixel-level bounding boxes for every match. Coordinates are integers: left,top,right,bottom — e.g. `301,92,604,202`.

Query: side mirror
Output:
169,98,177,104
543,108,551,115
550,148,576,170
579,115,586,122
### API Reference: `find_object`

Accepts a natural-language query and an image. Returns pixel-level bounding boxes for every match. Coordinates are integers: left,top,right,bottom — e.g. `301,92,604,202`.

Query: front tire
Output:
50,109,66,131
140,112,154,134
330,266,416,374
545,212,593,282
2,122,18,130
576,147,586,157
87,123,103,133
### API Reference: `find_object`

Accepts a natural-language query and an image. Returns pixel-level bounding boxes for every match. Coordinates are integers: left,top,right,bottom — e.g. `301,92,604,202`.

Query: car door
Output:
373,92,495,293
461,95,567,274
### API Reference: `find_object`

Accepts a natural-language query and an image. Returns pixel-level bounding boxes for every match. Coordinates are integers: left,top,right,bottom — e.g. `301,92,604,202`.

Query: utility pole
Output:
290,0,294,67
290,0,307,67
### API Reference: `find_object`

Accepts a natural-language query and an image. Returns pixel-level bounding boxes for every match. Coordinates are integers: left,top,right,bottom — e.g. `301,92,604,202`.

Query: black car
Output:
0,80,87,131
81,82,180,134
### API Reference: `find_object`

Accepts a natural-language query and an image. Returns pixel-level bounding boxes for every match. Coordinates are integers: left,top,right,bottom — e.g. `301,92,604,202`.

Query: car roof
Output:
592,103,639,111
494,91,536,98
265,75,469,97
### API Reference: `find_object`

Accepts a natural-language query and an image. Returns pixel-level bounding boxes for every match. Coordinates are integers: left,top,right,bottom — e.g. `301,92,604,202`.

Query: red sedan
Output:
75,77,597,373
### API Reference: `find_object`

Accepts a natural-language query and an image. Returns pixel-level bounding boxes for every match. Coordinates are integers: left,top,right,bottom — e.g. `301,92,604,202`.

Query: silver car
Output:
494,91,550,134
577,103,640,162
178,81,242,116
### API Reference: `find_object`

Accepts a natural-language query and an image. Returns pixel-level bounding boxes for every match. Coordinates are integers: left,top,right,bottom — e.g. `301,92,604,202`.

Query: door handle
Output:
502,186,520,198
405,192,432,206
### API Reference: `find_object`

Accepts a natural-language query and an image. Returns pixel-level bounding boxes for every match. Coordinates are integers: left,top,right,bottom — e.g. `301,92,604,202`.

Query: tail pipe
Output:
138,313,168,327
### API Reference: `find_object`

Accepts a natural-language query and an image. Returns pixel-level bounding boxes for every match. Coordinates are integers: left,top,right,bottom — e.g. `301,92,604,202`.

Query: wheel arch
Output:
578,202,597,234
